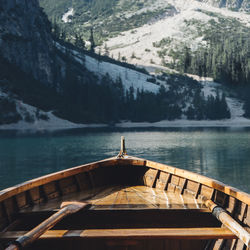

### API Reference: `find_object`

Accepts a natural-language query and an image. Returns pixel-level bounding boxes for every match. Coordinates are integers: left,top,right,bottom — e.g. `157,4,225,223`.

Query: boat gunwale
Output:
0,156,249,205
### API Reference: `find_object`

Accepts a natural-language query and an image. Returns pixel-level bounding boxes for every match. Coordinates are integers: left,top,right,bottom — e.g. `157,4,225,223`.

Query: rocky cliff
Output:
0,0,56,85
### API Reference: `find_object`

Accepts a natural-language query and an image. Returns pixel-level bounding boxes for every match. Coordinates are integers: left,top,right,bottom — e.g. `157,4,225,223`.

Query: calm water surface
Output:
0,128,249,193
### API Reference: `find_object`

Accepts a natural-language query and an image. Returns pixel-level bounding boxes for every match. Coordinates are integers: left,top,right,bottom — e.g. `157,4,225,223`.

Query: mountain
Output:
0,0,249,129
100,0,250,84
0,0,55,85
39,0,250,85
0,0,125,125
39,0,249,45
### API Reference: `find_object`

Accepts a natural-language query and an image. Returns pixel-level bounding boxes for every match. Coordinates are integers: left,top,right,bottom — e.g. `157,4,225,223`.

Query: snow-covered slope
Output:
0,89,105,130
101,0,250,72
193,77,250,125
56,43,161,94
84,55,160,93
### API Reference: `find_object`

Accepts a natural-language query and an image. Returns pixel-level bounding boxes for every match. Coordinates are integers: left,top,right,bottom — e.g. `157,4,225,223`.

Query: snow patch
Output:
62,8,74,23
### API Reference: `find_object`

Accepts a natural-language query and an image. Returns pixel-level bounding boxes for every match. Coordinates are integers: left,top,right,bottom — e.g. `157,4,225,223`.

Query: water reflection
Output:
0,128,249,193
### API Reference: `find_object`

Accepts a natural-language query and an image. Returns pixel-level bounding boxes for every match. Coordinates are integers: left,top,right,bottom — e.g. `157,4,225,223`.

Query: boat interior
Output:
0,156,249,250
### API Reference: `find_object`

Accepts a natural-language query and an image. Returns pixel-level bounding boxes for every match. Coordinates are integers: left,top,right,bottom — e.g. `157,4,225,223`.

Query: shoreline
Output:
0,118,250,132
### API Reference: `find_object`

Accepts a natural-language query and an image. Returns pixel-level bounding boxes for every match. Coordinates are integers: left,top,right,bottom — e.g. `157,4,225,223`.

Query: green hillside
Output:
39,0,175,45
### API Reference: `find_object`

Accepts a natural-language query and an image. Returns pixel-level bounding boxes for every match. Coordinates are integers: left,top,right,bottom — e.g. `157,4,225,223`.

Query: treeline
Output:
174,24,250,118
178,26,250,85
0,48,231,124
241,86,250,118
58,68,182,123
58,59,231,123
186,90,231,120
0,97,21,125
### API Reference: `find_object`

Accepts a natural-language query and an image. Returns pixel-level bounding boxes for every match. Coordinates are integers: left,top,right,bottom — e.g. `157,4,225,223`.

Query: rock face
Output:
0,0,55,85
198,0,249,11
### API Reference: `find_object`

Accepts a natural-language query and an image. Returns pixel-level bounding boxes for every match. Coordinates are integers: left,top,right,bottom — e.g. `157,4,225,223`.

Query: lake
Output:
0,128,249,193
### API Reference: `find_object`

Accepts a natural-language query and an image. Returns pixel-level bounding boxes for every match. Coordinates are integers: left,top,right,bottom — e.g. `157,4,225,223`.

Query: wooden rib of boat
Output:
0,137,249,250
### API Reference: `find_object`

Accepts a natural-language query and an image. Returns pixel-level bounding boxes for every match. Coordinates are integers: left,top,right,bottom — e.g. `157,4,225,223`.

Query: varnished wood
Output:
0,157,117,203
0,227,238,240
19,186,208,213
6,202,89,250
145,159,250,205
203,198,250,247
0,152,249,250
0,157,249,205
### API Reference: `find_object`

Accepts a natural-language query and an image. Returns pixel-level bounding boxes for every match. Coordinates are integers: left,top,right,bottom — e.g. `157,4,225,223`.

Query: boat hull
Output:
0,156,249,249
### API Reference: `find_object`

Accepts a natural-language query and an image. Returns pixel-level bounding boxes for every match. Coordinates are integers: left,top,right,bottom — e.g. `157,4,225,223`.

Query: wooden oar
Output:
201,197,250,247
5,201,89,250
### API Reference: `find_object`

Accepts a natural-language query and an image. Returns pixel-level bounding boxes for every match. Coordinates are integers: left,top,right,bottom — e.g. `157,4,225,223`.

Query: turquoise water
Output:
0,128,249,193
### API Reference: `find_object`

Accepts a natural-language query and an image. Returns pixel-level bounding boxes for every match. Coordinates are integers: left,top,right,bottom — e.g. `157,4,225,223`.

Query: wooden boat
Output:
0,137,249,250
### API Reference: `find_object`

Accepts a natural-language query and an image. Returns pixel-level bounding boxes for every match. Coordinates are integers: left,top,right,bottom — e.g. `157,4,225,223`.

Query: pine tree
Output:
74,34,85,49
183,46,191,72
104,43,109,56
89,27,96,53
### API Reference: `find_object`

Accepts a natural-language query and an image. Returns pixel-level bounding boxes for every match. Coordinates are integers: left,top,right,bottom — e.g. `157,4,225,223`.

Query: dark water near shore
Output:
0,128,249,193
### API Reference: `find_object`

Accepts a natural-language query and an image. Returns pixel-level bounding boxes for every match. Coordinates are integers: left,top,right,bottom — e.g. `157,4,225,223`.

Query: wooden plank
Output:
200,185,214,200
29,187,41,203
127,186,206,210
123,187,151,209
145,159,250,205
0,202,9,230
3,198,16,221
168,176,186,195
0,158,116,203
0,228,238,240
43,182,60,200
156,172,170,190
20,186,106,213
143,169,158,188
171,176,180,186
132,186,168,208
112,189,129,208
168,183,176,193
18,185,210,214
74,173,91,191
128,187,156,209
185,180,200,197
16,192,27,209
59,177,78,196
243,205,250,227
92,189,120,209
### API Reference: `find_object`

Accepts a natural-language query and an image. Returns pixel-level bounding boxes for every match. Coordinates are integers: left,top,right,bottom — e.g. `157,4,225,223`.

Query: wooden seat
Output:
0,228,237,240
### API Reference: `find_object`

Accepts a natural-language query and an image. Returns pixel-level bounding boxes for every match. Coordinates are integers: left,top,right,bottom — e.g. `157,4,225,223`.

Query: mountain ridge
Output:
0,0,249,129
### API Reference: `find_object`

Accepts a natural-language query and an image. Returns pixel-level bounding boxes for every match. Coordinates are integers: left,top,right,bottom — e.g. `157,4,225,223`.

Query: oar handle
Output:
202,197,250,247
5,202,88,250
